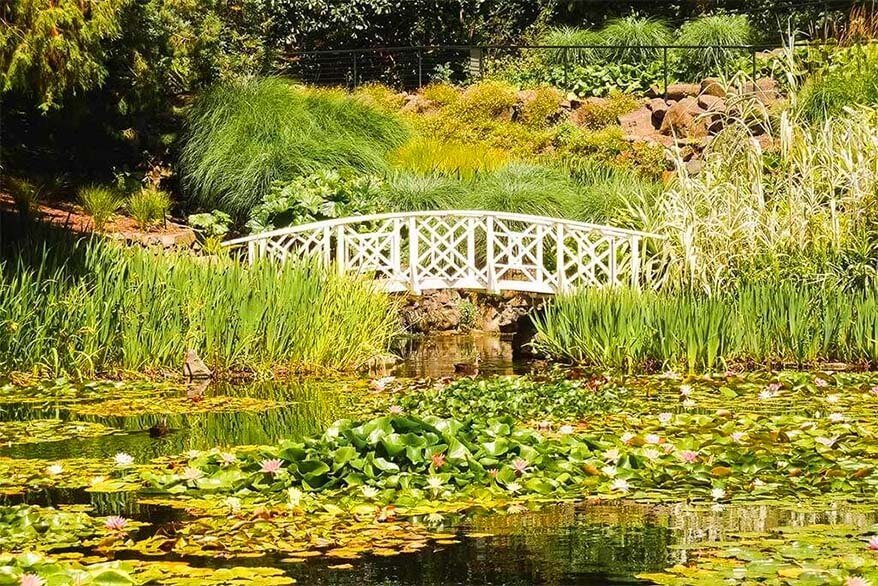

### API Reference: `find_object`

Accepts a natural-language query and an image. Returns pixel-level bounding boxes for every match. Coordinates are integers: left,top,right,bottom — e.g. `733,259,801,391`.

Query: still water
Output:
1,334,871,585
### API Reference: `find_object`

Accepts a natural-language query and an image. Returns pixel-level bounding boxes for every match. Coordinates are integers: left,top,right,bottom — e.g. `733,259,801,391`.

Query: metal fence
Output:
276,43,799,95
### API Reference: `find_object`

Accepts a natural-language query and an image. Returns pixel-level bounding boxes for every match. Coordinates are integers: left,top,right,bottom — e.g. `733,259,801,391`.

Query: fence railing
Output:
276,42,833,95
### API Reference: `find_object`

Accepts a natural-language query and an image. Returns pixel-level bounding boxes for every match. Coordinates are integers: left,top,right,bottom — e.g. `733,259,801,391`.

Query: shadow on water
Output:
392,333,533,378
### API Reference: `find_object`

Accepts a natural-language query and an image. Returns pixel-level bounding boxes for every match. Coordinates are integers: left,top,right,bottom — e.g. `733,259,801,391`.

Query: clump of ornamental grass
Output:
382,171,470,211
127,187,171,231
539,26,604,65
390,138,508,179
180,77,408,220
599,16,672,66
676,14,753,77
78,185,123,231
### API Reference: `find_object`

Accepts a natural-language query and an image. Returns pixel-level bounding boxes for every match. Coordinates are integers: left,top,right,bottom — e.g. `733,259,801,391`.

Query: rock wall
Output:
397,290,546,335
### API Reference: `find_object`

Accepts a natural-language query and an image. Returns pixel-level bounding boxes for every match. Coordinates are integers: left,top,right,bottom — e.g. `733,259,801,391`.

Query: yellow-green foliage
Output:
553,124,664,178
391,138,508,179
420,82,460,106
519,85,563,128
452,80,518,121
570,92,640,130
353,83,405,112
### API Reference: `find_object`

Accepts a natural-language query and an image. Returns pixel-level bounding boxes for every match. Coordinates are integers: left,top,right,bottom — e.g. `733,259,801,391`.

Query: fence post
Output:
486,216,497,293
630,237,641,290
352,52,358,89
555,224,565,293
562,46,569,89
408,216,420,295
336,225,346,276
663,47,669,99
417,49,423,87
751,48,757,83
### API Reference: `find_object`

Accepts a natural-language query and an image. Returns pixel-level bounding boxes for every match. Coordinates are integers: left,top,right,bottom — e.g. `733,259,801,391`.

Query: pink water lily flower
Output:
871,385,878,395
815,377,829,387
767,382,782,392
389,405,403,415
430,452,446,468
678,450,699,464
104,516,128,531
869,535,878,550
512,458,529,475
658,412,673,424
19,575,44,586
844,577,870,586
260,458,284,475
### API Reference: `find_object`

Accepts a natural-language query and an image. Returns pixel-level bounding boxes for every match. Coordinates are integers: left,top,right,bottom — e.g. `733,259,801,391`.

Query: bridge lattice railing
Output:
222,211,664,294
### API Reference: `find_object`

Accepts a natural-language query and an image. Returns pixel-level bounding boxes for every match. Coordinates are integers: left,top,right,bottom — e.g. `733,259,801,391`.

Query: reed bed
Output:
0,239,398,377
531,284,878,372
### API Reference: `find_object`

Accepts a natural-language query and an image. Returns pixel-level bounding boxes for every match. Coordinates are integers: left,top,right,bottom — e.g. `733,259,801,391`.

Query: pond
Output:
2,335,878,585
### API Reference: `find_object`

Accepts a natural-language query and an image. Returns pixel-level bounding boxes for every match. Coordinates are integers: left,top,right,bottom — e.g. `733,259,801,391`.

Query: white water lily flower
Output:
371,376,395,391
426,475,444,491
658,412,673,424
426,512,445,524
758,390,774,400
46,464,63,476
816,436,838,448
287,487,303,506
603,448,620,462
825,393,840,403
601,465,618,478
829,412,845,423
645,434,661,444
181,467,203,481
682,399,696,409
113,452,134,467
611,478,630,492
225,496,241,513
642,448,662,461
186,450,200,460
711,487,726,500
753,479,765,487
361,486,379,499
679,384,692,396
506,481,522,494
620,432,635,444
219,452,237,466
559,425,575,435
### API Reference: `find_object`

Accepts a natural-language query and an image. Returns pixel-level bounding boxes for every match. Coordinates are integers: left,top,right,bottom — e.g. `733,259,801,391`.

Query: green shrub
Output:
353,83,405,112
569,91,640,129
599,16,672,66
0,239,397,376
128,187,171,230
188,210,232,237
518,85,563,128
676,15,753,77
451,80,518,121
420,82,459,106
78,185,122,231
180,77,408,220
539,26,604,65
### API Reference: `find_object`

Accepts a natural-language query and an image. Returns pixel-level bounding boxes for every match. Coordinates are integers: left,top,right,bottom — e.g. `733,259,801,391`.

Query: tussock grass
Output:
180,77,408,220
0,237,397,377
676,14,753,76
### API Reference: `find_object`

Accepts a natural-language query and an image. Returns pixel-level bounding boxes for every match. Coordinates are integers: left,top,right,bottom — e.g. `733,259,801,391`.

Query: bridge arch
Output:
222,211,662,294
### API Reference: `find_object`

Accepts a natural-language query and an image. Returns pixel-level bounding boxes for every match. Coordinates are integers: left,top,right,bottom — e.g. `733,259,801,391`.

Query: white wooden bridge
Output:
222,211,661,294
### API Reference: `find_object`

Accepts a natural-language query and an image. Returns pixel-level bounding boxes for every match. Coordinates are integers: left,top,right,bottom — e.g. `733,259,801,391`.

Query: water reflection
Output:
393,333,530,378
1,378,359,461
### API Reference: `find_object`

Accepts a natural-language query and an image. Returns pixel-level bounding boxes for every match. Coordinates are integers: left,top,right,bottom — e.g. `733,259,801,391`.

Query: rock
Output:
743,77,781,104
183,349,212,379
618,107,656,139
660,97,708,138
685,159,705,175
647,98,668,126
701,78,726,97
697,94,725,112
401,94,435,114
646,85,662,98
665,83,701,101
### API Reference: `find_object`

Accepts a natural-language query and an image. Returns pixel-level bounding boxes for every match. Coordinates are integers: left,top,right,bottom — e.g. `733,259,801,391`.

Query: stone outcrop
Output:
398,290,545,334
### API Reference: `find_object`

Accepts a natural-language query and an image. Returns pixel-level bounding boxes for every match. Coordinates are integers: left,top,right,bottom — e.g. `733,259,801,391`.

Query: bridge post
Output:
555,223,566,293
247,241,255,265
609,237,618,286
322,226,332,265
486,216,498,293
335,225,346,276
408,216,421,295
630,237,641,289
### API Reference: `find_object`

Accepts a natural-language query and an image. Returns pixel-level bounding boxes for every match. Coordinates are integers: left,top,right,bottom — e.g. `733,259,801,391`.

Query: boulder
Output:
685,159,705,176
647,98,668,127
401,94,435,114
701,78,726,97
665,83,701,101
660,97,708,138
698,94,726,112
618,107,657,139
183,349,212,379
743,77,781,104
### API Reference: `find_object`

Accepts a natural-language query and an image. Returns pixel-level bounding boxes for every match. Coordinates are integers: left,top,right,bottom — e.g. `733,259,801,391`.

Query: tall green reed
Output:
0,238,398,377
532,284,878,373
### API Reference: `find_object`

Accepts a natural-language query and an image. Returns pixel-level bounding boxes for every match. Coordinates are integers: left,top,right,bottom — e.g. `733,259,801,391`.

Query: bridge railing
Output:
222,210,664,294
